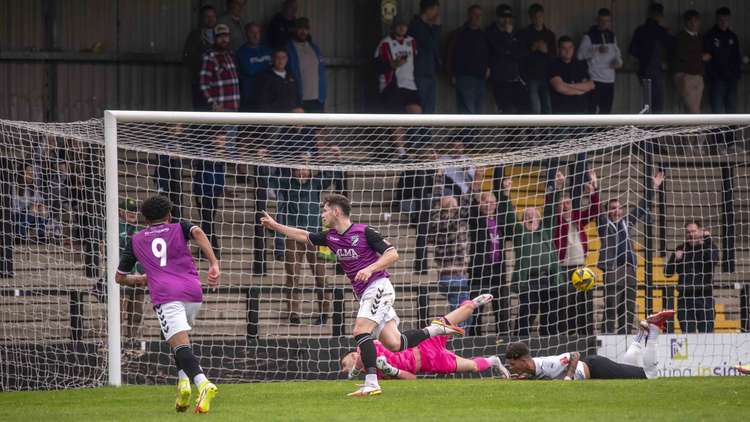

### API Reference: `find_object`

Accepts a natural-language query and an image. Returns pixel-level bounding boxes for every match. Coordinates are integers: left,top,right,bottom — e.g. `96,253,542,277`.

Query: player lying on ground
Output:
340,294,511,380
505,310,675,380
115,195,220,413
261,194,464,397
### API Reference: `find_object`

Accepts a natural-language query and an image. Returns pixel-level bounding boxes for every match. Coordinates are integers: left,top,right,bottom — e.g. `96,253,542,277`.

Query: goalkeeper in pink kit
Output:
340,294,510,380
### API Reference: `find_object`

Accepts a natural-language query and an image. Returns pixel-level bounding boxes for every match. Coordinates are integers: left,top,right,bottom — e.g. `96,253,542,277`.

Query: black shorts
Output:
583,355,647,379
381,84,421,112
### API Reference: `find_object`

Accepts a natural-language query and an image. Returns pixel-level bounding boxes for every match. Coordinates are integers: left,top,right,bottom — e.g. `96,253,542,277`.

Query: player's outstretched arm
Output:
376,356,416,380
115,272,147,287
192,226,220,286
259,210,310,243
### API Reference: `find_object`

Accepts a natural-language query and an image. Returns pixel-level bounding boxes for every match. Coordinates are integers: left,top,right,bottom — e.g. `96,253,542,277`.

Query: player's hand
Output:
207,263,220,286
259,211,277,230
653,171,665,189
502,178,512,195
355,267,373,282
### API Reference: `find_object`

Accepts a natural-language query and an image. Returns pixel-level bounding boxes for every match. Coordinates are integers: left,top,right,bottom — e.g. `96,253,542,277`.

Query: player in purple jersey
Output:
116,195,220,414
261,193,464,397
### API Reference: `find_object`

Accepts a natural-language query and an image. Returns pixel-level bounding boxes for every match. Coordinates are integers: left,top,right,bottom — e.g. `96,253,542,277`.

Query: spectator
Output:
598,172,665,334
467,190,509,336
408,0,441,113
236,22,272,112
429,196,470,325
12,162,62,243
629,3,673,113
255,49,303,112
673,10,709,114
551,170,600,335
267,0,298,50
217,0,247,52
153,123,184,219
549,36,595,114
396,147,437,274
704,7,741,114
486,4,525,113
447,5,490,114
192,132,227,259
374,19,422,114
577,8,623,114
665,221,719,333
279,166,332,325
287,18,326,113
183,5,217,111
518,3,555,114
499,177,562,337
200,24,240,112
439,139,476,206
252,147,272,276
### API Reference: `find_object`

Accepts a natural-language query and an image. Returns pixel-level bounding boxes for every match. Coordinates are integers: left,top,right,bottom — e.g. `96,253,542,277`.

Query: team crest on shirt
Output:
351,235,359,246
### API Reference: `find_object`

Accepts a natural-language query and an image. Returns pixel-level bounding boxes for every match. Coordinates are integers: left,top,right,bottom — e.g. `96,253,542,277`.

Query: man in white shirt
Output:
505,309,673,380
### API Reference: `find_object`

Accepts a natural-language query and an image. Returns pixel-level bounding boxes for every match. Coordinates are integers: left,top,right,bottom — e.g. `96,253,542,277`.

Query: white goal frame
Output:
103,111,750,386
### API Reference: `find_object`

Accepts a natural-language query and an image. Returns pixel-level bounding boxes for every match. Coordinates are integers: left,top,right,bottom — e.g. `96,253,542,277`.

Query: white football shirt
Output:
532,353,586,380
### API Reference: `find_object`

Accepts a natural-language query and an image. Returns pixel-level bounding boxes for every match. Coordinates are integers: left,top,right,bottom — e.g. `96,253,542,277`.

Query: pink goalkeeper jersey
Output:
374,340,418,376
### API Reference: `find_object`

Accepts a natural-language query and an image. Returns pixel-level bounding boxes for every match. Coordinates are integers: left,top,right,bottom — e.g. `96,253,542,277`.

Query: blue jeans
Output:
438,274,470,327
709,78,738,113
415,76,437,113
455,76,486,114
527,79,551,114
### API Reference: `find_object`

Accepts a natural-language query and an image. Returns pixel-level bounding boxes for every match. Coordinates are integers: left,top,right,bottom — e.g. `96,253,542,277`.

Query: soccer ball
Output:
571,267,596,292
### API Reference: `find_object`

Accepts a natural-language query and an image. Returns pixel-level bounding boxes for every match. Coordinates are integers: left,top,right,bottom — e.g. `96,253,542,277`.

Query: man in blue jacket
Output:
287,17,326,113
236,22,271,111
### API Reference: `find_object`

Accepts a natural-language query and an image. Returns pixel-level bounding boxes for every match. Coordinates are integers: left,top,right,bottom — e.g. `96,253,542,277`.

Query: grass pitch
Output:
1,378,747,421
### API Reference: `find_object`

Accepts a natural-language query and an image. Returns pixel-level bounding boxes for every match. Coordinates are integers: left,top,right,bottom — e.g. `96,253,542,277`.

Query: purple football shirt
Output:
118,222,203,305
310,223,392,298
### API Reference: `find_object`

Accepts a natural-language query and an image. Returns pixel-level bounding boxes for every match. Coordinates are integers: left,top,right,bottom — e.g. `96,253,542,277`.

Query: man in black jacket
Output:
267,0,298,49
629,3,674,113
447,4,490,114
704,7,742,114
255,49,303,113
486,4,525,113
665,221,720,333
467,190,509,336
517,3,555,114
408,0,441,113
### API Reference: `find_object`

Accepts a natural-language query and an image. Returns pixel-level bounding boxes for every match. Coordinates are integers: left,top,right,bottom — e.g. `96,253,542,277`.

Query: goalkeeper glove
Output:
376,356,399,377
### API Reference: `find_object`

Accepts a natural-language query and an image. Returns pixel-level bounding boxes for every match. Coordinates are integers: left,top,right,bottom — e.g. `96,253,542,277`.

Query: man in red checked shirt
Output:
200,24,240,112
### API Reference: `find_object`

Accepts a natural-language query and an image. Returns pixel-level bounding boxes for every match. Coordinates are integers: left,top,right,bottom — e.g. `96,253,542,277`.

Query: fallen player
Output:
504,310,675,380
340,294,511,380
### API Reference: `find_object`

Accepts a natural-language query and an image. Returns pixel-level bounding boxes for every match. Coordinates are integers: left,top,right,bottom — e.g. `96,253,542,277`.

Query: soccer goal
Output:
1,112,748,390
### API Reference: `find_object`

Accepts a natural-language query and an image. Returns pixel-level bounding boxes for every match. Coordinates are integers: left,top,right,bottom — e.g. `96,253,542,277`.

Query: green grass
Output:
1,378,747,421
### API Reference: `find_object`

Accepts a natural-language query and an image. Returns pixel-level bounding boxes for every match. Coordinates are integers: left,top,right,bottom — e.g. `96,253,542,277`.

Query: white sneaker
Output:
489,356,511,379
347,384,382,397
430,319,465,336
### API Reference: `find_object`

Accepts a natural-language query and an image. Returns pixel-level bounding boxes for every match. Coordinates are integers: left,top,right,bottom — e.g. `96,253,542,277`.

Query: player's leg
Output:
583,355,647,380
443,294,494,327
349,317,382,396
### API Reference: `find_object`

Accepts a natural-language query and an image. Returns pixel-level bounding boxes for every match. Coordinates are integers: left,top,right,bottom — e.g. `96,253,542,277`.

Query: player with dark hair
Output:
261,193,464,396
504,310,674,380
340,294,511,380
116,195,220,413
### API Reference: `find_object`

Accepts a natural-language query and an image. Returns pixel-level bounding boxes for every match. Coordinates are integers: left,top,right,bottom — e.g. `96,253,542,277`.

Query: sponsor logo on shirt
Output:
336,248,359,259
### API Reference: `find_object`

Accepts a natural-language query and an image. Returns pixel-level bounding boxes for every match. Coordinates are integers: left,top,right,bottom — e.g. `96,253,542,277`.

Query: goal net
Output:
1,113,748,390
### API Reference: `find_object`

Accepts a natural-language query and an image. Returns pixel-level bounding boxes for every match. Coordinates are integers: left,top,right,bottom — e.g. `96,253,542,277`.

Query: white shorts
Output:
154,301,202,341
356,278,400,339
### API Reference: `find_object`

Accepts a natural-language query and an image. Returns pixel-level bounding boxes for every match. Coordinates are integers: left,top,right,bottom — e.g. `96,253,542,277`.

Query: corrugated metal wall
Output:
2,0,750,121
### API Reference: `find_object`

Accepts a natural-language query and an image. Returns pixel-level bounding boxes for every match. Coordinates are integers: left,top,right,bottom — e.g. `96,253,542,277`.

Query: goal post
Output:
1,111,748,391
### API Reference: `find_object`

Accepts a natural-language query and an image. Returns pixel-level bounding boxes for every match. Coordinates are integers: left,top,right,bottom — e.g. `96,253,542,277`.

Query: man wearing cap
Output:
200,23,240,112
286,17,326,113
408,0,441,113
486,4,525,113
374,19,421,113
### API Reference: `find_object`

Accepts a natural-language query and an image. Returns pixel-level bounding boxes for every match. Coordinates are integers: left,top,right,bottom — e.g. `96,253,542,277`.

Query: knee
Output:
352,325,372,337
381,338,400,352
